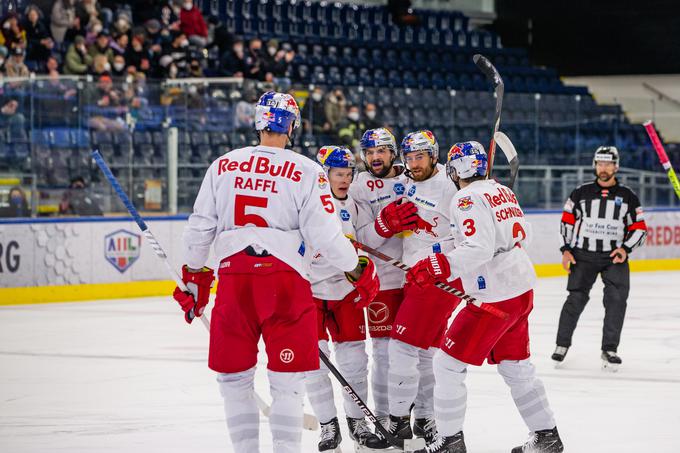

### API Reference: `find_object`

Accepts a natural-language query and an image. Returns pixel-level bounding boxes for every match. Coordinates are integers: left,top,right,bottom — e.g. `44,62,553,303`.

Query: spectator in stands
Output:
85,74,126,131
0,47,7,75
59,177,103,216
110,31,128,56
364,103,382,130
0,13,27,52
188,57,203,77
301,87,332,136
112,11,132,37
0,98,26,139
324,87,347,130
179,0,207,47
38,61,77,126
125,28,151,76
245,37,265,80
337,105,366,150
63,35,92,75
220,38,246,77
22,4,54,72
75,0,102,32
210,16,233,58
50,0,77,46
159,31,189,78
111,54,127,78
88,30,114,66
0,187,31,218
5,47,30,77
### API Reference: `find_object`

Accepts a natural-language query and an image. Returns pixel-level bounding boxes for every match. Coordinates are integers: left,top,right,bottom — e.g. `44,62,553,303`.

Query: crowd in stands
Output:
0,0,296,83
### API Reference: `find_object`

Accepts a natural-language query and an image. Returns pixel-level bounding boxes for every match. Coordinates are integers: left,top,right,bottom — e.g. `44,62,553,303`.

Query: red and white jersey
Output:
349,170,407,290
182,145,358,278
402,164,458,267
446,179,536,303
310,194,359,300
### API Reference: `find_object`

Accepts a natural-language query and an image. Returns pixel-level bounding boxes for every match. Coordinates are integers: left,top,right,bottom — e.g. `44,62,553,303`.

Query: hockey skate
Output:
367,414,425,451
550,346,569,368
413,417,438,443
347,417,385,452
601,350,622,372
414,431,466,453
511,427,564,453
318,417,342,452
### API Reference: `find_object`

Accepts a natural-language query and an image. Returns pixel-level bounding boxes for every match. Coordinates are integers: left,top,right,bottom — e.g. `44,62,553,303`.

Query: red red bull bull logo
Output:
422,130,435,144
448,144,465,161
317,172,328,189
262,111,275,122
413,215,439,237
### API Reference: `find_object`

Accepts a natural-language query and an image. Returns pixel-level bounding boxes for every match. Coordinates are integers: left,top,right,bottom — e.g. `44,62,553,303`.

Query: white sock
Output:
217,368,260,452
269,370,305,453
371,337,390,417
335,340,369,419
304,340,337,424
388,339,420,417
497,359,556,432
414,346,436,418
433,351,468,437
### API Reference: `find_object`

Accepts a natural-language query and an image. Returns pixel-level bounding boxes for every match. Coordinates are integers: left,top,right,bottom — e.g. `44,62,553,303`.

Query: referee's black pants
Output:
556,249,630,352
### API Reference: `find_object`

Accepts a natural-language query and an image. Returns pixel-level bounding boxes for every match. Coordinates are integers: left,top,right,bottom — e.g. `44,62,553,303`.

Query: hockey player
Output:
379,130,461,445
172,91,380,453
349,128,413,424
553,146,647,370
305,146,384,452
409,141,563,453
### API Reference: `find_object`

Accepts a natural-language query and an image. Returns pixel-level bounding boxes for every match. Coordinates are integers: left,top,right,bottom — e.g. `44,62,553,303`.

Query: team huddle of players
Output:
174,91,564,453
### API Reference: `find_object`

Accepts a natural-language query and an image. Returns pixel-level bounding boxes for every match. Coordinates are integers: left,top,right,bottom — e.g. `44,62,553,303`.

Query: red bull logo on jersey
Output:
318,172,328,188
457,196,474,211
105,229,140,273
413,215,439,237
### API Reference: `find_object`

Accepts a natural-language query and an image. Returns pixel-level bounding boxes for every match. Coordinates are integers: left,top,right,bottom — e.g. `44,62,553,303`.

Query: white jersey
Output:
446,179,536,303
310,194,359,300
182,145,358,278
401,164,458,267
349,169,407,290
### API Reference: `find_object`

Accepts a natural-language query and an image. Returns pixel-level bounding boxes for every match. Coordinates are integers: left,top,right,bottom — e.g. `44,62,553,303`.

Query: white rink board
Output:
1,209,679,288
0,272,679,453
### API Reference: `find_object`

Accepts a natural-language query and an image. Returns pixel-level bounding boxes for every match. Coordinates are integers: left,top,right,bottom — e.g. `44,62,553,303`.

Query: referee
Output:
552,146,647,370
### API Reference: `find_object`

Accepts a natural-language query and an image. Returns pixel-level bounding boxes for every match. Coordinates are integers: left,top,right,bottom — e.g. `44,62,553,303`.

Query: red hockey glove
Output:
346,256,380,308
406,253,451,287
375,199,419,238
172,265,215,324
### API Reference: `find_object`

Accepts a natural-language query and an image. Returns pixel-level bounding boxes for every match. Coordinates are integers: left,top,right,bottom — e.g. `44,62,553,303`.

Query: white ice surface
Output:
1,272,679,453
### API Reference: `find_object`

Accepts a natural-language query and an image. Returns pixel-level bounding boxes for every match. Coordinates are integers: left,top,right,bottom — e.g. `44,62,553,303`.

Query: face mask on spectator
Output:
348,111,360,121
268,46,277,56
180,39,189,48
114,62,125,71
312,92,323,102
169,65,178,77
93,23,103,34
104,63,111,72
366,110,376,119
184,2,193,10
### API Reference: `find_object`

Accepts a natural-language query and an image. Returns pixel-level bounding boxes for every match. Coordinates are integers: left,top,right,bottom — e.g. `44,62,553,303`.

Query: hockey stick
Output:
643,121,680,201
494,131,520,189
319,348,426,452
91,150,318,431
350,239,509,320
473,54,504,180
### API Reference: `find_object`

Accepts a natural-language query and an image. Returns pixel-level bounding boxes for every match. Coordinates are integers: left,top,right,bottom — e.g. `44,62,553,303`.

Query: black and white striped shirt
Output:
560,180,647,254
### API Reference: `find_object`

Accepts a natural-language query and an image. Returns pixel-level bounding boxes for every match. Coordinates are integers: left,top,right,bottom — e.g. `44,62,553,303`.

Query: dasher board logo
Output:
105,229,141,273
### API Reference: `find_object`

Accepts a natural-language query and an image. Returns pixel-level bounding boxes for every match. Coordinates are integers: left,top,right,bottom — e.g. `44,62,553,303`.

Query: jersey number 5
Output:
321,194,335,213
235,194,268,227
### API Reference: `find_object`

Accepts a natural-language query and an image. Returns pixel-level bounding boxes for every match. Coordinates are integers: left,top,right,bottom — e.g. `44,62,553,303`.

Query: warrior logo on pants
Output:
280,349,295,364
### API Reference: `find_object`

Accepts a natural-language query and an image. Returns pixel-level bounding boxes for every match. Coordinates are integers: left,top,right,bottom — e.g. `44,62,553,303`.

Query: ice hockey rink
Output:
1,271,678,453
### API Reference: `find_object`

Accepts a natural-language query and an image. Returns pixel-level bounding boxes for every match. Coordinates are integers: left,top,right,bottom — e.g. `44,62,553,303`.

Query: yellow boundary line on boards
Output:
1,259,679,306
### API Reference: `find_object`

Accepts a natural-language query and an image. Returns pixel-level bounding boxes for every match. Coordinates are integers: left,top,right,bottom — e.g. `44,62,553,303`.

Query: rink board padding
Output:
1,210,679,305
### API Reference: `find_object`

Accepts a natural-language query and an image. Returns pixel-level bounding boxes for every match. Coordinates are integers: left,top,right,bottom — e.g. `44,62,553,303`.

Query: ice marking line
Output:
0,350,205,363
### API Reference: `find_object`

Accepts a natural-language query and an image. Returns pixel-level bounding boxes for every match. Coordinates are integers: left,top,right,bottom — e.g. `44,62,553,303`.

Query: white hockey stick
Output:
91,150,318,431
494,131,520,189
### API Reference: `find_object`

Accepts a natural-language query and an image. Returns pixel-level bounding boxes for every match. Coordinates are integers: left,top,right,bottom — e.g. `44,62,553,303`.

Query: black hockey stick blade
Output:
319,349,426,452
473,54,504,90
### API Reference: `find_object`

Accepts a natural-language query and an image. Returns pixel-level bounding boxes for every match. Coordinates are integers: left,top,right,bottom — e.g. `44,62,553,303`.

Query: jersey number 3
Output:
235,194,268,227
463,219,476,236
